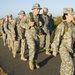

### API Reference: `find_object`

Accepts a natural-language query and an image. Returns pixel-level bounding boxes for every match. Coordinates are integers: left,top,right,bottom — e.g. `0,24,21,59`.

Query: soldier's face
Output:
43,12,48,15
19,15,24,19
69,13,74,21
9,17,12,21
33,8,40,15
5,16,9,21
66,13,74,22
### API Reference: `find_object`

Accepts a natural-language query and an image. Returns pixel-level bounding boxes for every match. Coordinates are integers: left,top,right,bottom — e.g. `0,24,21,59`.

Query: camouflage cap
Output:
9,14,12,17
48,13,52,17
43,7,48,12
6,15,9,18
32,3,42,10
18,10,25,15
63,8,75,14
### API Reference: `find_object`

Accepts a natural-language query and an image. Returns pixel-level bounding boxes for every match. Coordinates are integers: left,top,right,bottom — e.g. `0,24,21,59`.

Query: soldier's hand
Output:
29,22,34,27
39,21,42,26
8,31,11,34
12,20,16,24
52,51,57,57
12,37,15,41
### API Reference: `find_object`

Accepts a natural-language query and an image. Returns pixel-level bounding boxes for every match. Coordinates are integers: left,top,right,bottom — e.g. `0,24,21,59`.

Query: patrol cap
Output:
6,15,9,18
18,10,25,15
9,14,12,17
32,3,42,10
43,7,48,12
48,13,52,17
63,8,75,14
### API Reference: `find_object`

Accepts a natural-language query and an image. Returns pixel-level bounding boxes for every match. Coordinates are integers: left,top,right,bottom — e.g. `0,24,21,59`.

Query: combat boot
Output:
8,45,12,51
35,63,40,69
12,51,16,58
9,47,12,51
45,51,51,56
60,73,64,75
4,42,6,46
73,53,75,57
60,72,64,75
29,61,35,70
20,55,27,61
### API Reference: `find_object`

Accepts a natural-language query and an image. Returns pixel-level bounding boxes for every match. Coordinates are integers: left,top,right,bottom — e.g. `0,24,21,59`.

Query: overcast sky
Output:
0,0,75,18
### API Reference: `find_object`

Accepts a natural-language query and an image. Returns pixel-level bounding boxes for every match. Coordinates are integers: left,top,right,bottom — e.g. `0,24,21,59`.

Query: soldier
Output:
12,11,27,61
20,3,42,70
1,18,7,46
8,14,15,51
47,13,55,43
3,15,9,46
51,8,75,75
40,7,51,55
4,14,15,51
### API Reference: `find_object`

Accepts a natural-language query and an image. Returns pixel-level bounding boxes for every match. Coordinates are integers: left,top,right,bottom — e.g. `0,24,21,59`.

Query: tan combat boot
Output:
4,42,6,46
29,61,35,70
8,45,12,51
45,51,51,56
12,51,16,58
60,72,64,75
35,63,40,69
60,73,64,75
73,53,75,57
20,55,27,61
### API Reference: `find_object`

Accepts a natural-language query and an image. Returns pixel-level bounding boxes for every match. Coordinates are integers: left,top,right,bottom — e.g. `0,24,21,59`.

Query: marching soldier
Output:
51,8,75,75
12,11,27,61
1,18,7,46
20,3,42,70
40,7,51,55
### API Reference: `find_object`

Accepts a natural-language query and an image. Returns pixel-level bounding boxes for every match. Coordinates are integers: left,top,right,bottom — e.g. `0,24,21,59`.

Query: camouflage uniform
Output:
40,8,51,55
47,13,55,43
12,18,21,54
1,18,7,46
4,15,15,50
20,3,42,70
12,13,27,61
8,16,15,50
51,8,75,75
71,22,75,57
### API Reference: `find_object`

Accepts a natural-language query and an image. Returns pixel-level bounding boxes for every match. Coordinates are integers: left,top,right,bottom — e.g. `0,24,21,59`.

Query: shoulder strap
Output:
51,21,68,43
29,12,34,22
63,21,68,35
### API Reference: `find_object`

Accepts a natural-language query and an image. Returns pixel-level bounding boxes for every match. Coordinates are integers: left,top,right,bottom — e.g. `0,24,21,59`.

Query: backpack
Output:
29,12,46,35
51,21,68,43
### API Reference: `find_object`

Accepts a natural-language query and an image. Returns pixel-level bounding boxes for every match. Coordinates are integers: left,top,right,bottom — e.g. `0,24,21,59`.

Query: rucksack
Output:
51,21,68,43
29,12,46,35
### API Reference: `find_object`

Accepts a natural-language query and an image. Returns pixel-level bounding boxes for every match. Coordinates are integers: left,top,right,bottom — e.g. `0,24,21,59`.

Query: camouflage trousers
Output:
7,34,14,50
12,38,26,56
26,35,40,62
2,33,7,44
40,34,45,48
59,46,74,75
40,33,51,51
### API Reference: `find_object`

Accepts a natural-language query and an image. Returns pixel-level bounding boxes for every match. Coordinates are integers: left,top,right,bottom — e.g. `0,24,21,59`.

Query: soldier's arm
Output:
51,23,64,53
0,24,4,34
20,15,30,29
10,20,16,38
4,21,10,34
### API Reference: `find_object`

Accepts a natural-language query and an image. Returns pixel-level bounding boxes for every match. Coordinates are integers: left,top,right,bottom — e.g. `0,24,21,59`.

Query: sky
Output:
0,0,75,18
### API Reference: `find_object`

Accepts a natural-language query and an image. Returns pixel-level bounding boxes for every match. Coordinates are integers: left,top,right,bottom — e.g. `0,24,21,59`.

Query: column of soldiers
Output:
0,3,75,75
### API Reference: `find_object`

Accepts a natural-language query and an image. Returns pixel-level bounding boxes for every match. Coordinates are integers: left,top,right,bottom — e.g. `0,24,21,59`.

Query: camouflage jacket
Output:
20,12,42,39
4,20,15,38
41,14,50,34
51,20,75,53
